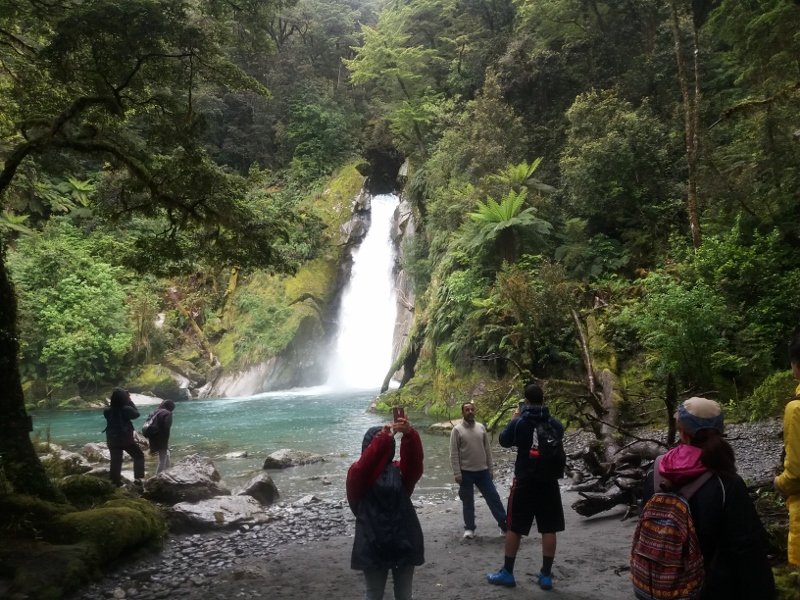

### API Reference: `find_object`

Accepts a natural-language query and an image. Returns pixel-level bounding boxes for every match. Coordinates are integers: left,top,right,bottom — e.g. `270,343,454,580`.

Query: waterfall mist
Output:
325,193,399,390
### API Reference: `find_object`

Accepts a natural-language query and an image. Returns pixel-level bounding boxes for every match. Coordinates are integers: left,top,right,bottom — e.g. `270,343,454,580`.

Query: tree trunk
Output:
670,0,702,250
665,372,678,446
166,288,218,365
0,241,61,500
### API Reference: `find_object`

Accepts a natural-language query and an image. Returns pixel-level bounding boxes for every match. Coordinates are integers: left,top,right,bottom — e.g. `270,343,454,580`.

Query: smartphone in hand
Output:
392,406,405,421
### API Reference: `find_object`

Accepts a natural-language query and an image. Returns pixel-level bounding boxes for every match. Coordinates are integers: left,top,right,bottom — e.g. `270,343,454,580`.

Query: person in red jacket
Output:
347,416,424,600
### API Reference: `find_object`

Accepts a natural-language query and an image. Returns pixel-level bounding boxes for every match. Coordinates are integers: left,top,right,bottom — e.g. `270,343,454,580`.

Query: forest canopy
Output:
1,0,800,499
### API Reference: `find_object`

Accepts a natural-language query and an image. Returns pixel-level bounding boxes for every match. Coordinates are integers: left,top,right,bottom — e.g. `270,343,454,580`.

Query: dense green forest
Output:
1,0,800,496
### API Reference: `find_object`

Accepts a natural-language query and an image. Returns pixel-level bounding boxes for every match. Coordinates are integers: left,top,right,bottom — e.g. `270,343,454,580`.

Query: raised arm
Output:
399,427,424,495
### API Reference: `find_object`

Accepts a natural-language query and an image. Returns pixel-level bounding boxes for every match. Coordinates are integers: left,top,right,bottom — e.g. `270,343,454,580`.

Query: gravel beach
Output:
70,419,785,600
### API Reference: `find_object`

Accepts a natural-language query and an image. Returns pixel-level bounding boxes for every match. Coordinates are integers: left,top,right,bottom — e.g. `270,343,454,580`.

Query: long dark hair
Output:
109,388,130,410
690,429,736,476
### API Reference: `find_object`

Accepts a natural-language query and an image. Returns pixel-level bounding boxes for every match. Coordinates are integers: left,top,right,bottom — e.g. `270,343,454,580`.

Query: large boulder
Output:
235,472,279,506
82,443,111,463
262,449,326,469
142,455,230,504
168,496,274,532
40,449,93,475
428,420,460,435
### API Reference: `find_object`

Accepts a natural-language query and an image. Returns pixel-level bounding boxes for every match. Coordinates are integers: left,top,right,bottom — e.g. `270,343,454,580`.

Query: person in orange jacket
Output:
775,329,800,565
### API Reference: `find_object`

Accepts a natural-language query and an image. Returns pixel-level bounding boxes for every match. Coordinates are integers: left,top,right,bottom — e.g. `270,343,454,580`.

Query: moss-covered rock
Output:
56,498,167,562
774,565,800,600
0,494,75,540
0,540,98,600
129,364,182,399
0,493,167,599
211,162,365,376
58,475,117,510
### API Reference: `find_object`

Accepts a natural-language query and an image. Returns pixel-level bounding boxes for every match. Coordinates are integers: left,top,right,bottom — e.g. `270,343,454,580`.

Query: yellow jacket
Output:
776,390,800,497
776,385,800,565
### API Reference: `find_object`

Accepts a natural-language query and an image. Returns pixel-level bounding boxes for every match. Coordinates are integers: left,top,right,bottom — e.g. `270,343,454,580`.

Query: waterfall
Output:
326,193,400,390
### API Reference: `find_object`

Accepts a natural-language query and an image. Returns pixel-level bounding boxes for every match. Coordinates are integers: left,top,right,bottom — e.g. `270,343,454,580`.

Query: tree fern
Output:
466,189,552,263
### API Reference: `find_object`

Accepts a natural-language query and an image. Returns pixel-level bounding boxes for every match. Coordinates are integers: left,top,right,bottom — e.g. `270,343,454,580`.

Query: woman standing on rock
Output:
147,399,176,474
347,416,424,600
104,388,145,486
639,397,776,599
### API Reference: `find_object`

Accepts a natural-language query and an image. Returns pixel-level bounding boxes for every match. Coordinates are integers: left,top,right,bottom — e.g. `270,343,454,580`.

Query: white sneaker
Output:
463,529,475,539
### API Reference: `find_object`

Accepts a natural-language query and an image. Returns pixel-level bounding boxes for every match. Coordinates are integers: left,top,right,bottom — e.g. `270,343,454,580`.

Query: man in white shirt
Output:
450,402,507,539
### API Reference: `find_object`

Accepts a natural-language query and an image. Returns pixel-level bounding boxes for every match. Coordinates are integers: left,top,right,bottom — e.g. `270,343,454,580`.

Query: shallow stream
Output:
31,387,457,503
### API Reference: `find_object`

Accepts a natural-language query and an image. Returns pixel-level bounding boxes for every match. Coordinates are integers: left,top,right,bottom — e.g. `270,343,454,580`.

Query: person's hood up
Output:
159,399,176,411
109,388,130,409
658,444,708,487
521,404,551,422
361,426,396,465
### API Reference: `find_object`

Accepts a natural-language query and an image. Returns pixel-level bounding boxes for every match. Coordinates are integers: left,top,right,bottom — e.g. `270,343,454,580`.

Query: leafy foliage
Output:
613,273,735,391
559,90,681,266
8,223,133,393
480,259,578,376
555,218,630,280
683,223,800,379
738,370,797,422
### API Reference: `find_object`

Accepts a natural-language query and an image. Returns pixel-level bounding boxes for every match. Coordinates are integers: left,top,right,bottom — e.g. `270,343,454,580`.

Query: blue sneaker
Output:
536,571,553,590
486,568,516,587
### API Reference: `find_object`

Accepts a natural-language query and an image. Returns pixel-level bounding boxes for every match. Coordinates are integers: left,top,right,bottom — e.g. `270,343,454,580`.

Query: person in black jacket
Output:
641,397,776,599
487,382,566,591
147,399,175,474
103,388,145,486
346,416,424,600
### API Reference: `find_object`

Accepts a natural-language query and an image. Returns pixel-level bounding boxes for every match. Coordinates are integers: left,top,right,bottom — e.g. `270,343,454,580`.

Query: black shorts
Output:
506,477,565,535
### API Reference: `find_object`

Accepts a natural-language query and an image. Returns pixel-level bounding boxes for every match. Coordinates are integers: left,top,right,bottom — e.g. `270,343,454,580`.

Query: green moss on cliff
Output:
213,163,365,371
380,359,518,426
309,161,366,238
129,364,181,398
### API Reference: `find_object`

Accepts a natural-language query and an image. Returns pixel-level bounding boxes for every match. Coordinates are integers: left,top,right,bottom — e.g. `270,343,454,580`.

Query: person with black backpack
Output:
486,381,566,591
103,388,145,486
636,397,775,600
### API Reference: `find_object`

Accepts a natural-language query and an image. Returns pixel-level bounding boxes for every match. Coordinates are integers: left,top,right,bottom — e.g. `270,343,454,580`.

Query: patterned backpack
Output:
630,457,715,600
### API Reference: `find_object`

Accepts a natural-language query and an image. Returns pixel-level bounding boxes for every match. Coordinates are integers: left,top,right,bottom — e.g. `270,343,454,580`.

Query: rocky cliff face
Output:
389,196,416,384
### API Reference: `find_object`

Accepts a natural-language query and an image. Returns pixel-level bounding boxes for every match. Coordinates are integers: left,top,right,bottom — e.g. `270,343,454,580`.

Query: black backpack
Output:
527,419,567,480
141,410,160,438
